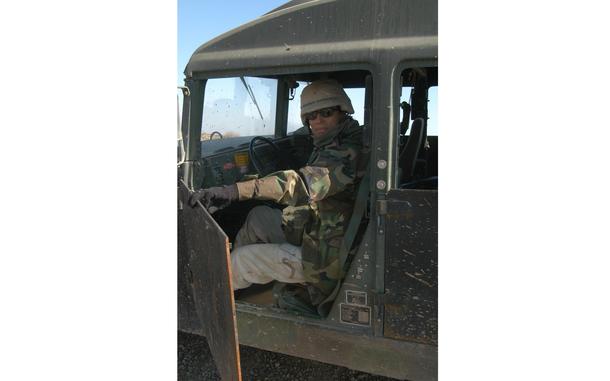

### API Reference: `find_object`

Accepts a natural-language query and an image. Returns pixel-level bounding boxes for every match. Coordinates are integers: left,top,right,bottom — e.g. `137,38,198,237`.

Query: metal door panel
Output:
179,183,242,381
384,189,438,346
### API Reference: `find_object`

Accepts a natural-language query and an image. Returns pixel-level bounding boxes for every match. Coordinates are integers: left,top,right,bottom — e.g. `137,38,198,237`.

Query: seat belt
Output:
339,169,370,275
318,168,370,315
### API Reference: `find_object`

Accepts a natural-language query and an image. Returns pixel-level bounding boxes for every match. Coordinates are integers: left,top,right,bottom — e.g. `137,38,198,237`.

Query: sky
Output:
178,0,288,84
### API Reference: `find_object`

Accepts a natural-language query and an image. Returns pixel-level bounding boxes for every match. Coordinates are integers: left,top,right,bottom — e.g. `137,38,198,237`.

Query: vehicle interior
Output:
192,66,438,310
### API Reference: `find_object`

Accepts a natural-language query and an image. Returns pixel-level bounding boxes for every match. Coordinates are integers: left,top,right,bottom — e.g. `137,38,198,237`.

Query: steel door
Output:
179,182,242,381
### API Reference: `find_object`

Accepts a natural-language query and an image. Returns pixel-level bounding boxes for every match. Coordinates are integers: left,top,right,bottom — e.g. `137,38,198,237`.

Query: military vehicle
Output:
178,0,437,379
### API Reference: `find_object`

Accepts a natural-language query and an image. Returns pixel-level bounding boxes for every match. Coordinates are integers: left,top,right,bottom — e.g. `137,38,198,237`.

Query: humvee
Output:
178,0,438,380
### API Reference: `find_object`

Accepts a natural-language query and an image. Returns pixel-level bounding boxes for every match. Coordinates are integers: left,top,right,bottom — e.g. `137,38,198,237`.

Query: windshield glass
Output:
202,77,277,140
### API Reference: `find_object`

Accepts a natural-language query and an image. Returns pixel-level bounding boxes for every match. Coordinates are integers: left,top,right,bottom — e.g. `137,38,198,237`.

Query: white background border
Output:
1,0,609,379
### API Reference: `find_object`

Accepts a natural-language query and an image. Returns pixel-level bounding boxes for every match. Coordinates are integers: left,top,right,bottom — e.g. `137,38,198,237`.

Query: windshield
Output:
201,77,278,140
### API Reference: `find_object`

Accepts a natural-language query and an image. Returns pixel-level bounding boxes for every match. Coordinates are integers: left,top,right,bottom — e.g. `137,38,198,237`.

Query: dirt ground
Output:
178,331,396,381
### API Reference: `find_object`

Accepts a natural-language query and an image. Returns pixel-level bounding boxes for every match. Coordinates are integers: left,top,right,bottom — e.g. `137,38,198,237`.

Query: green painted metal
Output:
234,304,437,381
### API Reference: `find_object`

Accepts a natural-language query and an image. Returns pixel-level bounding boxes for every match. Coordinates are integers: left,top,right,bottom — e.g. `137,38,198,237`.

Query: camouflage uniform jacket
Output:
236,117,367,312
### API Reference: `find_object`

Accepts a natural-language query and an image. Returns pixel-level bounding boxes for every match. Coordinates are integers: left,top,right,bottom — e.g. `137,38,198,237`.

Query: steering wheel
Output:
209,131,223,140
249,136,284,176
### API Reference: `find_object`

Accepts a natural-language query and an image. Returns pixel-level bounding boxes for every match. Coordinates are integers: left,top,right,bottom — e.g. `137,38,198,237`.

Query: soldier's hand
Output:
188,184,238,213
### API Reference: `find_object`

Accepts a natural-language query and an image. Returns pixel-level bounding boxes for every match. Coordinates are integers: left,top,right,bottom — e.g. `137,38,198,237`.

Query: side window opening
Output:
397,67,438,189
344,88,365,126
286,81,307,134
287,81,366,135
399,86,437,136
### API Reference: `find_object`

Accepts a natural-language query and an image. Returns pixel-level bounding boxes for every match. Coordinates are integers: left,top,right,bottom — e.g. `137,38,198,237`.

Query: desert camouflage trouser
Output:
231,206,306,290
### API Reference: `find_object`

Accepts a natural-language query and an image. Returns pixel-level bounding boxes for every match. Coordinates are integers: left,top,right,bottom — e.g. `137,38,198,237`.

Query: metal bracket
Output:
178,85,191,97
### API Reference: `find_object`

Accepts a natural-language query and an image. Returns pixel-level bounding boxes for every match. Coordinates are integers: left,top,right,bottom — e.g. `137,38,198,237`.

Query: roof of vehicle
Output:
184,0,437,78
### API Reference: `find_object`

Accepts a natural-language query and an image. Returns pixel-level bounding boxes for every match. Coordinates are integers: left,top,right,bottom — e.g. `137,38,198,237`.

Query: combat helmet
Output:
300,79,354,124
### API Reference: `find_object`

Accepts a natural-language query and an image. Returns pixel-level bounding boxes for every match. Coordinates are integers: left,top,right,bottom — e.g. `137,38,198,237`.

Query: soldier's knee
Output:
231,245,249,265
245,205,280,226
231,245,263,271
246,205,271,221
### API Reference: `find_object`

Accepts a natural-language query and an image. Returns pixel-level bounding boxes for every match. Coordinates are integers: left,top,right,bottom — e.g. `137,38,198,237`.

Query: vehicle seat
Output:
398,118,425,185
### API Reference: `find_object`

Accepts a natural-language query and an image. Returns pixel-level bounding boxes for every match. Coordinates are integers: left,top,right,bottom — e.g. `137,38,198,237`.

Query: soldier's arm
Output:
236,137,364,205
299,144,362,202
235,170,311,206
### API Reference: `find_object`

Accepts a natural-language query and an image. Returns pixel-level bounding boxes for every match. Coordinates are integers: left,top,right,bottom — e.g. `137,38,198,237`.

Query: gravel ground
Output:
178,331,397,381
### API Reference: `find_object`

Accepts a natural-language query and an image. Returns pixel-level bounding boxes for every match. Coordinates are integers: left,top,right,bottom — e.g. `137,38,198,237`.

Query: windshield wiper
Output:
240,77,265,122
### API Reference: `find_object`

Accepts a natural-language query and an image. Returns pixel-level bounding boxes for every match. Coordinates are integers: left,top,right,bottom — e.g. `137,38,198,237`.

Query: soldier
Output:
189,79,367,316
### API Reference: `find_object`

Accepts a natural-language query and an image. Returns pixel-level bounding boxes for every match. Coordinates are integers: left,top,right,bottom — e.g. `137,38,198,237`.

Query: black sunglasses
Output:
304,107,339,121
